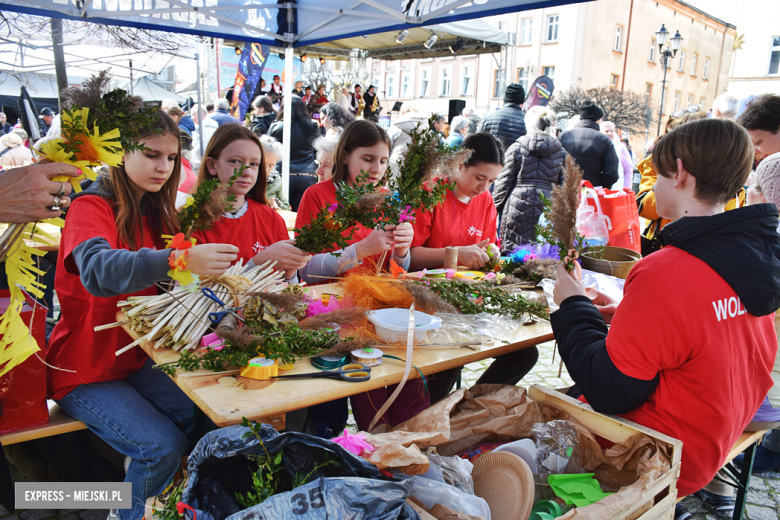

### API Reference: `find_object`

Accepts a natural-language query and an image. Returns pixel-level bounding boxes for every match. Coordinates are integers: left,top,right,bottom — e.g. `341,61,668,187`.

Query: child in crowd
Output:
408,132,540,404
296,120,413,284
550,118,780,516
48,111,239,520
259,134,291,210
194,124,310,282
295,120,422,430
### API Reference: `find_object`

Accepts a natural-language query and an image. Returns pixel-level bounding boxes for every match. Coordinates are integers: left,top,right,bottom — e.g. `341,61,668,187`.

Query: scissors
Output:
271,364,371,382
202,287,245,323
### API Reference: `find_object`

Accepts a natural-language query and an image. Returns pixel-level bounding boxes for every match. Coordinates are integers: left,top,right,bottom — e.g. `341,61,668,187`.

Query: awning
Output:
122,76,187,103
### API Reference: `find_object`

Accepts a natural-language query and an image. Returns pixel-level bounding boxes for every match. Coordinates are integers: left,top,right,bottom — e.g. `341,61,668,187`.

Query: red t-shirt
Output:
47,196,155,400
411,190,497,253
604,246,776,496
295,180,389,270
179,158,196,194
194,199,289,266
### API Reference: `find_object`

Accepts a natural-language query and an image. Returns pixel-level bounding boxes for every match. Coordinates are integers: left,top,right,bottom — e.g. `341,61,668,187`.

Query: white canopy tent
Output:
0,0,591,196
124,76,187,103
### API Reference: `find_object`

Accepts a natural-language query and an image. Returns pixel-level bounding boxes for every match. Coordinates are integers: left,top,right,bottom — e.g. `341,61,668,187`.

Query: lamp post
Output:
655,24,683,136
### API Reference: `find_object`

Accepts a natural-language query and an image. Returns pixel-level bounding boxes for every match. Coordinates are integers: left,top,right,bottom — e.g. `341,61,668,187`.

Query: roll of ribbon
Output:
311,355,348,370
240,357,279,380
530,500,562,520
444,247,458,270
351,348,384,366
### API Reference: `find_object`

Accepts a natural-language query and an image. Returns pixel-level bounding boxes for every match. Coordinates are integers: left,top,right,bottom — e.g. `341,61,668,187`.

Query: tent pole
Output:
129,60,134,96
196,49,204,160
282,42,293,203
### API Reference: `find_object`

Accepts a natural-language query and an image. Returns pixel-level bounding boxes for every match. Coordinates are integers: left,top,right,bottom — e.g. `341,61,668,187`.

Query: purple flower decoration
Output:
399,205,416,222
510,243,560,263
328,203,339,212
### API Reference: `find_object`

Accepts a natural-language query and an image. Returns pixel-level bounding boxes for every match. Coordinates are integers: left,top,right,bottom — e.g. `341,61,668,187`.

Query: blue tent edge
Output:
0,0,593,48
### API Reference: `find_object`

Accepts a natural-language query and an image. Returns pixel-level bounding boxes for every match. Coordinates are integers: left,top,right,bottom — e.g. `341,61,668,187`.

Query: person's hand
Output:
387,222,414,257
553,263,587,306
253,239,312,275
0,162,81,222
586,287,620,324
184,244,239,276
355,228,395,260
457,239,490,269
269,198,281,210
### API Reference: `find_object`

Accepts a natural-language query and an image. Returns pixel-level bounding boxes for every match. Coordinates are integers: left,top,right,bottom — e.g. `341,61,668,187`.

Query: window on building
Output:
687,94,693,107
420,69,430,97
545,15,559,42
614,25,623,52
543,66,555,79
440,66,452,97
493,70,501,98
649,40,656,63
517,68,528,92
645,83,652,101
401,72,411,98
610,74,619,88
387,75,395,98
677,50,685,72
703,57,710,79
770,36,780,75
673,91,681,111
521,18,533,45
700,97,706,109
461,65,474,96
691,53,698,75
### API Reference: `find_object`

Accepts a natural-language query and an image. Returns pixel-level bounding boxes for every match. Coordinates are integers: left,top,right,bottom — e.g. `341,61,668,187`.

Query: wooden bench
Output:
0,401,86,446
721,430,767,520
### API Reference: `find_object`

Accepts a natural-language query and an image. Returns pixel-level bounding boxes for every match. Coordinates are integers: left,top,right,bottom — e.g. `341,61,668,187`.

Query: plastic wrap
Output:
428,453,475,494
532,421,583,475
410,477,491,520
181,423,420,520
538,270,625,314
431,313,522,342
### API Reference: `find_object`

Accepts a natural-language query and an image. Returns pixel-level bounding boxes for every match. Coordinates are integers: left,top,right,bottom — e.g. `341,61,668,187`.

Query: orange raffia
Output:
389,259,407,280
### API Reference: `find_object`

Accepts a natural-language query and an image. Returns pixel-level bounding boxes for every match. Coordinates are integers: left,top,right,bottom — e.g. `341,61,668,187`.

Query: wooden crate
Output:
529,385,682,520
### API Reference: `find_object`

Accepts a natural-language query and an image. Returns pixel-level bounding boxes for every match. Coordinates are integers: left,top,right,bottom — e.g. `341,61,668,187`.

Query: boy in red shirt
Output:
551,118,780,517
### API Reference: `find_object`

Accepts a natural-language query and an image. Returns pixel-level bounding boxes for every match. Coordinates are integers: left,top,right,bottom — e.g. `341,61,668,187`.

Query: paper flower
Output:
163,233,196,250
390,258,407,280
332,429,374,455
398,205,415,223
484,272,496,280
328,203,339,212
510,243,561,264
167,250,196,287
445,269,456,279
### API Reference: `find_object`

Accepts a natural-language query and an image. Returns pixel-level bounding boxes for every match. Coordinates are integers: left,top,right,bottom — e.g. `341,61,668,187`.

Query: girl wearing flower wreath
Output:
193,124,310,283
295,120,422,431
47,111,239,520
408,132,540,404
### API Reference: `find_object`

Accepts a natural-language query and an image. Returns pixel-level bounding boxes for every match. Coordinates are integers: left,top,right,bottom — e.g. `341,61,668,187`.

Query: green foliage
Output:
92,89,163,153
152,479,186,520
177,167,243,238
424,279,550,322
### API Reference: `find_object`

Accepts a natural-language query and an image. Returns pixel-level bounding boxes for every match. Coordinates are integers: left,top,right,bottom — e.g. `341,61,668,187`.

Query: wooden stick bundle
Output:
109,260,286,356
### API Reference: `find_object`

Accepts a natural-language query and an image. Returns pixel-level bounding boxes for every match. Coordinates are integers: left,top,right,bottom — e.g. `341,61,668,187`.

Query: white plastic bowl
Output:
493,439,538,473
366,308,442,344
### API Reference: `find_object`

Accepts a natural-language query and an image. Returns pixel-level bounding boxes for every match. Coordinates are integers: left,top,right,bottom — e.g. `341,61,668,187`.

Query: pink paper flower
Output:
332,429,375,455
328,203,338,212
399,205,416,223
445,269,456,279
484,272,496,280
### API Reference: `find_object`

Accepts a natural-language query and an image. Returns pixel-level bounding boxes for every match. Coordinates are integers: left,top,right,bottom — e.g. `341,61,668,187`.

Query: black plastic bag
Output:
180,424,419,520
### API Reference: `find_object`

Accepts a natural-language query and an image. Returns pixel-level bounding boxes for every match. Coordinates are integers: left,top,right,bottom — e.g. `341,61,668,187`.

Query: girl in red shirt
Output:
193,124,310,282
295,120,424,431
407,132,541,405
48,111,238,520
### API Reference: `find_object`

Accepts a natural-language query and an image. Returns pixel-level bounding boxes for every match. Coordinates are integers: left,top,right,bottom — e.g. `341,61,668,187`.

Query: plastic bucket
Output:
580,246,642,280
366,308,442,344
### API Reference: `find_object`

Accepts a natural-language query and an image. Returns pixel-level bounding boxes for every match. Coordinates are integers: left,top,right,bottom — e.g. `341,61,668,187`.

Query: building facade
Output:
726,14,780,100
374,0,735,141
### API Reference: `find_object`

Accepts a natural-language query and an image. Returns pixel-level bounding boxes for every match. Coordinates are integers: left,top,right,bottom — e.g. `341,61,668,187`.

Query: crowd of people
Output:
1,72,780,520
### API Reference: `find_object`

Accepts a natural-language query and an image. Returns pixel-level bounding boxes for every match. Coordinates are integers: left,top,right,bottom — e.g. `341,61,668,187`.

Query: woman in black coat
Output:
493,106,566,254
268,95,319,211
249,96,276,136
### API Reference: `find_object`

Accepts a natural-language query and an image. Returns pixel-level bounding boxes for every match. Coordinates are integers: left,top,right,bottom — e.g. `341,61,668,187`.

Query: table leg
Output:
719,441,757,520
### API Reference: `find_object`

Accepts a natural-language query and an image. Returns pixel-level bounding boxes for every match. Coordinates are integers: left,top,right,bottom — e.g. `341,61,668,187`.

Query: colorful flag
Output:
230,42,270,122
522,76,555,112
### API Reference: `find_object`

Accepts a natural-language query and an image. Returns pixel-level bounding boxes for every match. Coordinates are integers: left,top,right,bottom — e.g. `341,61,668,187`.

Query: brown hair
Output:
331,120,390,184
652,118,753,205
166,105,183,118
739,94,780,134
107,109,180,251
664,110,707,134
198,123,268,205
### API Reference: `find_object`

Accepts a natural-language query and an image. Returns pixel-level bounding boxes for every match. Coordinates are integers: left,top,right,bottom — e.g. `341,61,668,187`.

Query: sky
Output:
683,0,748,28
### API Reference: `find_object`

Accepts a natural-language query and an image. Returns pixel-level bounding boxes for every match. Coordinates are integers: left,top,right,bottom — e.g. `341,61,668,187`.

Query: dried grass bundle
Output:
246,290,309,312
431,148,472,182
319,337,373,358
60,70,145,122
355,191,389,212
219,326,263,348
549,156,584,253
519,258,559,280
298,308,369,331
400,281,459,314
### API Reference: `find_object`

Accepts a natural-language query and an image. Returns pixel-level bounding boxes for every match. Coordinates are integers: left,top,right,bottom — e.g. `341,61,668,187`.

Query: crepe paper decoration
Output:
484,272,496,280
389,259,407,280
332,428,375,455
398,205,416,223
445,269,456,279
547,473,612,507
0,220,62,376
306,295,346,317
176,501,197,520
168,250,196,287
328,203,339,212
201,332,226,351
163,233,196,250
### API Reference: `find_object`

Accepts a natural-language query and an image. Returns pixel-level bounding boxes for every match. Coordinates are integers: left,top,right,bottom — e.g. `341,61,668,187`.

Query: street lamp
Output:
655,24,683,136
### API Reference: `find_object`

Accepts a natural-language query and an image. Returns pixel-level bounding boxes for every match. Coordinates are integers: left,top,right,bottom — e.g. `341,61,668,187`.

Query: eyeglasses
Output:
670,105,700,119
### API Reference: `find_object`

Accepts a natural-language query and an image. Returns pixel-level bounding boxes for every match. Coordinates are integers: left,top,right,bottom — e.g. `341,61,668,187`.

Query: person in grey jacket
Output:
494,106,566,253
558,101,619,188
478,83,527,150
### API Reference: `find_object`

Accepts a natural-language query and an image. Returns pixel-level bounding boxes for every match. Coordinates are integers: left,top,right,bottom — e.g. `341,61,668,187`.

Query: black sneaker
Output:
675,504,692,520
695,489,735,516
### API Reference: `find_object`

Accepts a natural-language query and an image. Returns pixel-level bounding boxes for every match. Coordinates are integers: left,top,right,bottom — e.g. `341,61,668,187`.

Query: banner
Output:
218,45,241,96
522,76,555,112
229,42,270,122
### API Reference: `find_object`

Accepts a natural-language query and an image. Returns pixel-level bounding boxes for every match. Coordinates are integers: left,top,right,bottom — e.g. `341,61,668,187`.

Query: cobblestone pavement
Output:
5,340,779,520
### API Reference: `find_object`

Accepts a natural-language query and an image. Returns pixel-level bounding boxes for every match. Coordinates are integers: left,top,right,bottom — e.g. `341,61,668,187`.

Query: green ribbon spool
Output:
311,355,347,370
529,500,562,520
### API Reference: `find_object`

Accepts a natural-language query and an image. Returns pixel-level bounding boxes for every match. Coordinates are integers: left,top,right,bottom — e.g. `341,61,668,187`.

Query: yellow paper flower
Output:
40,139,96,193
73,126,123,167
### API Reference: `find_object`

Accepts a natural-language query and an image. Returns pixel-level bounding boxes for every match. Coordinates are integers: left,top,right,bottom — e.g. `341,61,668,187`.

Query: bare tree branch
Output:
550,86,655,135
301,57,370,99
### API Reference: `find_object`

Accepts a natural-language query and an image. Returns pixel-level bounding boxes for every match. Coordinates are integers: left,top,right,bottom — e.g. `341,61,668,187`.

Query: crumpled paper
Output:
364,385,672,520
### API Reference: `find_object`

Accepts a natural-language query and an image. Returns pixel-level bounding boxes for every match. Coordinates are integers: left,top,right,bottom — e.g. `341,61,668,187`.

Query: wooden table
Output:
122,301,553,428
276,209,297,232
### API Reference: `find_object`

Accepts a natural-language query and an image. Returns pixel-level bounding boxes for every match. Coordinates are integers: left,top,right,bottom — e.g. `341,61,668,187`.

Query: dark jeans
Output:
427,346,540,405
290,173,317,212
